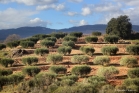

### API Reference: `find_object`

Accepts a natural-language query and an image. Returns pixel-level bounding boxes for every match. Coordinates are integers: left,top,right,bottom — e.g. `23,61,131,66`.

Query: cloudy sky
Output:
0,0,139,29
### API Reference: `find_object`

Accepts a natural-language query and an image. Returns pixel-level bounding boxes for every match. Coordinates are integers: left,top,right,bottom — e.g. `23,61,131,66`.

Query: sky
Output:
0,0,139,29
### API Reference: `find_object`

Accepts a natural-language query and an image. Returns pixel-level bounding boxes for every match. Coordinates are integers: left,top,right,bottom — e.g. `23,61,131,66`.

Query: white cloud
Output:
0,8,50,29
67,11,78,16
68,0,83,3
0,0,58,5
36,3,65,11
81,7,91,16
69,19,88,26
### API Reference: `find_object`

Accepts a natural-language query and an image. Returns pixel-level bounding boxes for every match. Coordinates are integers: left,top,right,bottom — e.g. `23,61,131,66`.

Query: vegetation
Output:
45,37,57,42
22,66,40,76
20,41,35,48
47,54,63,64
4,34,21,44
57,46,72,55
71,65,91,77
127,68,139,78
35,48,49,56
119,56,138,68
41,40,55,48
0,58,14,67
85,36,98,43
6,41,19,48
93,56,110,66
80,46,95,56
51,32,67,39
104,35,119,44
101,46,119,55
106,15,132,39
26,37,39,43
69,32,83,38
61,75,78,82
0,44,6,50
22,57,38,66
126,45,139,55
0,69,13,76
63,36,77,42
48,65,67,74
33,34,50,40
71,55,89,64
97,66,119,79
62,41,75,48
92,31,102,36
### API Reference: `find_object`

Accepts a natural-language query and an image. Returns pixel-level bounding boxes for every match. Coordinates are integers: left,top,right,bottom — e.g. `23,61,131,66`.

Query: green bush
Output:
80,46,95,56
51,32,67,39
62,41,75,48
60,79,75,86
0,58,14,67
35,48,49,56
61,75,78,82
93,56,110,66
45,37,57,42
123,78,139,86
0,44,6,50
92,31,102,36
119,56,138,68
0,69,13,76
127,68,139,78
6,41,19,48
47,54,63,64
36,72,57,79
126,45,139,55
22,57,38,66
71,55,89,64
49,65,67,74
57,46,72,55
20,41,35,48
101,46,119,55
25,37,39,43
97,66,119,79
69,32,83,38
104,35,119,44
63,36,77,42
71,65,91,77
22,66,40,76
41,40,55,48
85,36,98,43
32,34,50,40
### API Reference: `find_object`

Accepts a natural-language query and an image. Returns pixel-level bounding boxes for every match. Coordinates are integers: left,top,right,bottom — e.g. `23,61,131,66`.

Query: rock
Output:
11,49,27,58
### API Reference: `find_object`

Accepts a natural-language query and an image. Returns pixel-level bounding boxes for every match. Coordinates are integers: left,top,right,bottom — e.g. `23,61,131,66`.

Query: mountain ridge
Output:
0,24,139,40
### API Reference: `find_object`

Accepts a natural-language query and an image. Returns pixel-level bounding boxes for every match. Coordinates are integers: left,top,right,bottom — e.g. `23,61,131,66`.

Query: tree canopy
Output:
106,15,132,39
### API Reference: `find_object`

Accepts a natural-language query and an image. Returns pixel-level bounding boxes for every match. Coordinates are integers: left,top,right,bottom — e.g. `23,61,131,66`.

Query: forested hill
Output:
0,24,139,40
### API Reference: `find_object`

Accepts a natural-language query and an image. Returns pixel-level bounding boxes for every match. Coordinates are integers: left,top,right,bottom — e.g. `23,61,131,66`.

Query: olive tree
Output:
48,65,67,74
127,68,139,78
22,57,38,66
0,69,13,76
104,35,119,44
41,40,55,48
0,58,14,67
71,55,89,64
6,41,19,48
35,48,49,56
62,41,75,48
93,56,110,66
69,32,83,38
63,36,77,42
71,65,91,77
20,41,35,48
101,46,119,55
92,31,102,36
46,54,63,64
85,36,98,43
126,45,139,55
119,56,138,68
0,44,6,50
57,46,72,55
80,46,95,56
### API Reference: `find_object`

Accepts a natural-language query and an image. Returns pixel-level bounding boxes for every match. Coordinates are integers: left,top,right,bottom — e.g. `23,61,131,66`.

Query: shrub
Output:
57,46,72,55
35,48,49,56
0,58,14,67
126,45,139,55
123,78,139,86
41,40,55,48
85,36,98,43
80,46,95,56
20,41,35,48
127,68,139,78
0,69,13,76
36,72,57,80
71,55,89,64
49,65,67,74
26,37,39,43
119,56,138,68
45,37,57,42
69,32,83,38
0,44,6,50
22,57,38,66
33,34,50,40
6,41,19,48
97,66,119,79
51,32,67,39
47,54,63,64
104,35,119,44
61,75,78,82
62,41,75,48
22,66,40,76
63,36,77,42
93,56,110,66
101,46,119,55
71,65,91,77
92,31,102,36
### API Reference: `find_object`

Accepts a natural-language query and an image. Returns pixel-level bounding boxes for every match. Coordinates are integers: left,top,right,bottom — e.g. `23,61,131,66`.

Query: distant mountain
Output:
0,24,139,40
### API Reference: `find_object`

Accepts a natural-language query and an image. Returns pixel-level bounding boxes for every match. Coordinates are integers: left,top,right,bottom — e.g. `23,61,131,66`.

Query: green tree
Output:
35,48,49,56
80,46,95,56
93,56,110,66
47,54,63,64
57,46,72,55
85,36,98,43
92,31,102,36
41,40,55,48
20,41,35,48
62,41,75,48
0,44,6,50
0,69,13,76
104,35,119,44
126,45,139,55
6,41,19,48
106,15,132,39
101,46,119,55
22,57,38,66
0,58,14,67
127,68,139,78
48,65,67,74
71,55,89,64
69,32,83,38
63,36,77,42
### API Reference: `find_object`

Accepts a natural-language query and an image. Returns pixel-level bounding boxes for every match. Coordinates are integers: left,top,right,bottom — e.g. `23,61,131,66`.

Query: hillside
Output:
0,24,139,40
